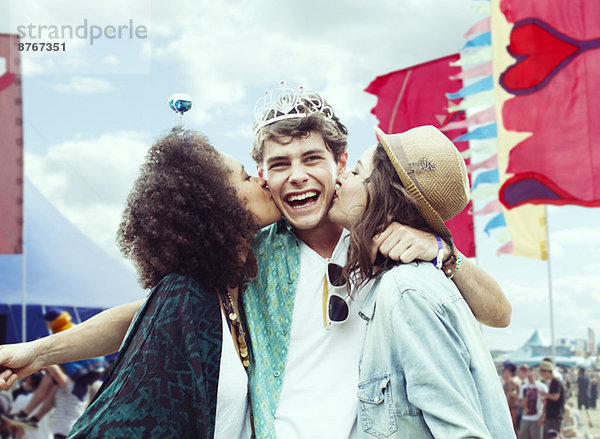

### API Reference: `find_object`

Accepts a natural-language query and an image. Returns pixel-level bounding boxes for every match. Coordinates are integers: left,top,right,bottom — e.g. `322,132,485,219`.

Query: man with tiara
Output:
244,83,511,438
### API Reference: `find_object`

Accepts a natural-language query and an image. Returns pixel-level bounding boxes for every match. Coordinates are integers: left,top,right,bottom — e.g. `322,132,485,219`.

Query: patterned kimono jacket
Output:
69,274,222,439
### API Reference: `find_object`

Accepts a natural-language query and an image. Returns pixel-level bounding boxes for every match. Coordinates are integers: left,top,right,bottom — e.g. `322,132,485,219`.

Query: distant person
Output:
590,372,598,409
502,361,520,432
560,405,579,438
565,401,581,425
10,373,55,439
539,361,565,439
577,367,590,410
518,368,547,439
516,364,529,430
4,370,58,431
1,372,51,439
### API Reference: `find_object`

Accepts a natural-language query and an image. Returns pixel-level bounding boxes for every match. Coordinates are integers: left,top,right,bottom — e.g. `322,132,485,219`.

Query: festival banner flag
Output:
454,122,497,142
447,91,494,112
490,0,550,259
468,153,498,173
365,54,476,257
472,169,500,191
463,32,492,49
474,199,503,216
483,212,506,235
464,17,491,38
451,61,493,81
471,184,501,201
451,47,493,67
0,34,23,254
444,106,496,131
447,76,493,99
446,9,508,260
468,139,497,155
496,0,600,208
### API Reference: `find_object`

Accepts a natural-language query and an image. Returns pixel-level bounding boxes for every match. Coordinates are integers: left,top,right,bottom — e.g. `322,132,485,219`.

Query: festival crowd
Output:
501,359,599,439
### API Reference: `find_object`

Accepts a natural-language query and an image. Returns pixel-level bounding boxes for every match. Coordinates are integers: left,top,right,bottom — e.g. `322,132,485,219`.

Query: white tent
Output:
495,329,585,367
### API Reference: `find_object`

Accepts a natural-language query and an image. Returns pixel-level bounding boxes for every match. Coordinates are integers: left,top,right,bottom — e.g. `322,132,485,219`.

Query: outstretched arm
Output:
0,299,143,389
372,223,511,328
450,257,510,328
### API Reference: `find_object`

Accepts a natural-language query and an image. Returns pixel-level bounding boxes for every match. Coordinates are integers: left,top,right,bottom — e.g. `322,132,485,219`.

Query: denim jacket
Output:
357,262,515,439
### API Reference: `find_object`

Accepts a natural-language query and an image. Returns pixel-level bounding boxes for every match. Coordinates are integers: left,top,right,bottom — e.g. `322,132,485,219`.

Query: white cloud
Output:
20,56,51,75
102,55,119,66
52,76,115,94
25,131,151,258
487,269,600,351
503,280,549,306
549,226,600,258
222,123,253,141
146,0,479,123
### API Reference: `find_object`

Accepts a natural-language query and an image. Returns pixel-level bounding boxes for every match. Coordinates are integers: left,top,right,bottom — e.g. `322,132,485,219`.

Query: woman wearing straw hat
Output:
328,125,515,438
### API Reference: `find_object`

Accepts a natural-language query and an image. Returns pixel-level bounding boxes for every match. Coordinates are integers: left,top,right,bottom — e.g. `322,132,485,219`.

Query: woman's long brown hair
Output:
343,144,443,291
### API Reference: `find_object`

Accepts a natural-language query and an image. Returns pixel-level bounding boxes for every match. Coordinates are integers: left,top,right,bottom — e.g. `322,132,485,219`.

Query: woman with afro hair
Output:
65,129,281,438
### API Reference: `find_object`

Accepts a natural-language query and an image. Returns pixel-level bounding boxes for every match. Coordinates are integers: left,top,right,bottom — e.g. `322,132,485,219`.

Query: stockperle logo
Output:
17,19,148,46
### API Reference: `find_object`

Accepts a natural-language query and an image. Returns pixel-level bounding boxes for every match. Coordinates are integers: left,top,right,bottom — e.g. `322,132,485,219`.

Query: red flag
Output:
498,0,600,208
0,34,23,254
365,54,476,257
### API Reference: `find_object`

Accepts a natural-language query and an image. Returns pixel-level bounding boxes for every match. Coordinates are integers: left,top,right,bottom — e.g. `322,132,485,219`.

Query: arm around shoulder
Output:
451,257,511,328
371,224,511,328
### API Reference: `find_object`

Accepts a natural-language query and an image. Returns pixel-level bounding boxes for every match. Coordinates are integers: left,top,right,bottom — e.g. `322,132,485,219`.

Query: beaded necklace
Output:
219,290,255,436
220,290,250,369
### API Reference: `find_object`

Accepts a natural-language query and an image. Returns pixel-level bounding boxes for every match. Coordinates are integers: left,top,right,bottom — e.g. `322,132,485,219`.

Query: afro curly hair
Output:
117,129,259,291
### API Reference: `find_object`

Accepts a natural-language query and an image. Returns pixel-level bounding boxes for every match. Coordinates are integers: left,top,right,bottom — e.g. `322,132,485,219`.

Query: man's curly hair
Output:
117,129,259,291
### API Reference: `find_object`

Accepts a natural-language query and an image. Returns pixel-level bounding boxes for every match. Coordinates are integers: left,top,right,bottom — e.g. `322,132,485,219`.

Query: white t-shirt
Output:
215,310,252,439
274,230,369,439
519,380,548,421
52,380,87,436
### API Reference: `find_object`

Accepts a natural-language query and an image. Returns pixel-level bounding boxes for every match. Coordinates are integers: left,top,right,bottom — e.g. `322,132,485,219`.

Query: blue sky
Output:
1,0,599,352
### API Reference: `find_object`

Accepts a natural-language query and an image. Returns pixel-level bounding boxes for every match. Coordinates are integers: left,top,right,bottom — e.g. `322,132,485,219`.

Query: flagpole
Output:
545,205,555,360
21,183,27,342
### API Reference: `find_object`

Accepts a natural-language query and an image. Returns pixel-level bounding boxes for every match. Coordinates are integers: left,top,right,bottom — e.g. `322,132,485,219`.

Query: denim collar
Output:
358,277,382,322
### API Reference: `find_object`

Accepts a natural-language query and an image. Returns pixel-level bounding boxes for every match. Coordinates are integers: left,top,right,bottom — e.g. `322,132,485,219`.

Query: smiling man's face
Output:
261,131,346,231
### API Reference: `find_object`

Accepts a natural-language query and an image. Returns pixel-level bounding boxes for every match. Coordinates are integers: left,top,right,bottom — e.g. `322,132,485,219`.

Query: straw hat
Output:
374,125,470,241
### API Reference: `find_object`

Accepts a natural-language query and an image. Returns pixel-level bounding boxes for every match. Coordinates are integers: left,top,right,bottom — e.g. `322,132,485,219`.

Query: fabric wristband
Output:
430,235,444,269
442,250,462,279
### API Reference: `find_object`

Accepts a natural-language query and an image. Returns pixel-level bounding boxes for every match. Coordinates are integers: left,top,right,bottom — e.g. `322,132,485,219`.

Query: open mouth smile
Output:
285,190,320,209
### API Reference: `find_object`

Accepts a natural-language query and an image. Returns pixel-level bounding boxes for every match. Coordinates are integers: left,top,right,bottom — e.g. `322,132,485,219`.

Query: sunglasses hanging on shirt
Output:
323,261,350,329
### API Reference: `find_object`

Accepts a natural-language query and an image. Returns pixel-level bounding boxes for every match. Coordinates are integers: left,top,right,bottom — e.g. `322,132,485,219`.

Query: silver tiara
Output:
252,82,335,134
